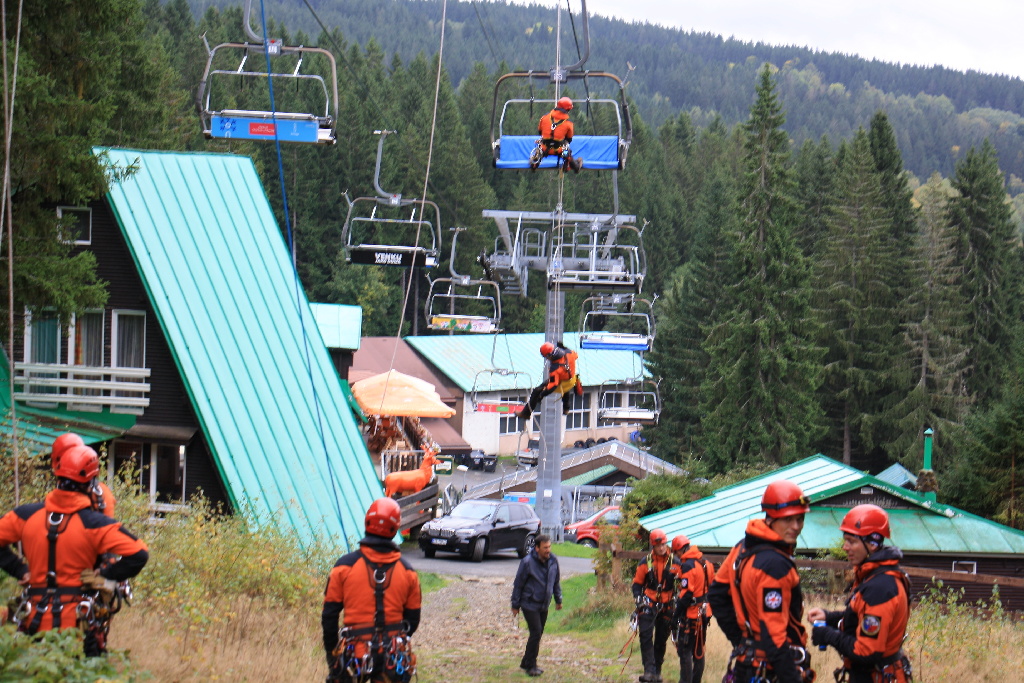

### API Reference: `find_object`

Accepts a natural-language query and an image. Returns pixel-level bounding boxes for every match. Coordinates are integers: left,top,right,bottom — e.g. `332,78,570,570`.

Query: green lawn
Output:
552,541,598,558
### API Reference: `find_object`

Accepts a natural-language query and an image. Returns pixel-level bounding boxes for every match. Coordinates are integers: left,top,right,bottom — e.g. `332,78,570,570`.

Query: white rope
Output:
382,0,449,415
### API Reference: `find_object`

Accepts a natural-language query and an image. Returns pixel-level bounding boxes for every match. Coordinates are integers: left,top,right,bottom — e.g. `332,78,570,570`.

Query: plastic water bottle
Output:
814,620,827,650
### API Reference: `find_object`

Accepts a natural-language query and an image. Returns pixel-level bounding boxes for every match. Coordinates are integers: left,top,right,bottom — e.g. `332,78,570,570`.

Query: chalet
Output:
10,148,380,545
641,455,1024,609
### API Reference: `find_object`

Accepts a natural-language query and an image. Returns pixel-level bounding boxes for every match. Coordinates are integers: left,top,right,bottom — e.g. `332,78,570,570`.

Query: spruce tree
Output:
793,136,836,258
946,140,1020,406
697,65,823,471
885,173,970,466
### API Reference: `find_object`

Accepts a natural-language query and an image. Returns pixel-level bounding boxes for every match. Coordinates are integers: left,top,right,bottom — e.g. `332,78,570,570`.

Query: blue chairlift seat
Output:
495,135,621,170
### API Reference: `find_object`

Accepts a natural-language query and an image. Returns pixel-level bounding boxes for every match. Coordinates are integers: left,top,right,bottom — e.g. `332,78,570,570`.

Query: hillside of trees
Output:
1,0,1021,530
186,0,1024,186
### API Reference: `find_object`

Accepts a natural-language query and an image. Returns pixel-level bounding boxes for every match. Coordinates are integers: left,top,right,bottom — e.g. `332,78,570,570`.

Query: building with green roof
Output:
7,148,380,547
641,455,1024,608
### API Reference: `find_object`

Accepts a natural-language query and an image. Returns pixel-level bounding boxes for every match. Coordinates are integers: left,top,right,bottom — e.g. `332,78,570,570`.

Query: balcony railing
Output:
12,362,151,412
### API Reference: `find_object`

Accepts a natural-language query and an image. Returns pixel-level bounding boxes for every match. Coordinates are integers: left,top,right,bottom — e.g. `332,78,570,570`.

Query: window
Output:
57,206,92,245
69,311,105,409
112,441,186,506
951,561,977,575
24,310,60,398
565,392,590,430
598,391,623,426
499,394,527,435
112,310,146,412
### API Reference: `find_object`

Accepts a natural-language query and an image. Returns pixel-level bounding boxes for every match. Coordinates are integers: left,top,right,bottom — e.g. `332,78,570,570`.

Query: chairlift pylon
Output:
342,130,441,268
196,0,338,145
579,294,655,351
425,228,503,332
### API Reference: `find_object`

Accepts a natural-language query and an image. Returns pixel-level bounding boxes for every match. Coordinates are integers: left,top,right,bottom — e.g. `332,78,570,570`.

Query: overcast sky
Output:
504,0,1024,81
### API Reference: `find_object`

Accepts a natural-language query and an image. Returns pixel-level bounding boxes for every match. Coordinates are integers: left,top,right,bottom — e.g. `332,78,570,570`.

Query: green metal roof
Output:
0,354,135,456
97,147,380,547
405,332,649,393
310,303,362,350
563,464,617,487
640,455,1024,555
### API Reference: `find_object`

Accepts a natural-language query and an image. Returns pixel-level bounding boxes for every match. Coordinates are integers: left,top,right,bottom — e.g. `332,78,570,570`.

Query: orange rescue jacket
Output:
673,545,715,621
0,489,149,632
632,551,676,606
537,108,574,151
322,535,423,660
543,347,578,392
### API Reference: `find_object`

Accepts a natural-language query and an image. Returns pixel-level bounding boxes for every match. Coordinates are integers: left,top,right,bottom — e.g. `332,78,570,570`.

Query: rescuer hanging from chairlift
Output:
528,97,584,173
519,341,583,421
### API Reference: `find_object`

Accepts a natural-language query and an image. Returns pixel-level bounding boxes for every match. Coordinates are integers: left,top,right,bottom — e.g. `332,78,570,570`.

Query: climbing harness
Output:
331,558,416,683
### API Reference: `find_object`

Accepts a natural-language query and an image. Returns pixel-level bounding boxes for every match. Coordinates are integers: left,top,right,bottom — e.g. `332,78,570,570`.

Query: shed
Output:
641,455,1024,609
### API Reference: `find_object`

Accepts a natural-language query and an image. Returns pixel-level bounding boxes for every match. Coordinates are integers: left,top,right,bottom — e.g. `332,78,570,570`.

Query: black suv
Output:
418,500,540,562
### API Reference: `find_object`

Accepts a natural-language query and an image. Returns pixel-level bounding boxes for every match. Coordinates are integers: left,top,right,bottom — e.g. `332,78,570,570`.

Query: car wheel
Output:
517,533,536,558
580,538,598,549
470,537,486,562
423,548,436,558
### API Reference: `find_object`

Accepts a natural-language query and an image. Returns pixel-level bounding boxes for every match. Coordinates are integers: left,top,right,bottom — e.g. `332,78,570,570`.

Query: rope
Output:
381,0,449,415
258,0,349,546
1,0,25,505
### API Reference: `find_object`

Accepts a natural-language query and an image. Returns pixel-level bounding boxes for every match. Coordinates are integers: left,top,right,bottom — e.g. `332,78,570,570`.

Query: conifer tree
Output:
885,174,970,465
697,65,823,471
812,129,898,466
946,140,1020,406
793,136,836,258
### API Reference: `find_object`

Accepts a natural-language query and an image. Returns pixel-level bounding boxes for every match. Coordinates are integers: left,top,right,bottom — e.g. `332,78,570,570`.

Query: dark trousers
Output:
520,608,549,670
638,609,672,675
676,618,709,683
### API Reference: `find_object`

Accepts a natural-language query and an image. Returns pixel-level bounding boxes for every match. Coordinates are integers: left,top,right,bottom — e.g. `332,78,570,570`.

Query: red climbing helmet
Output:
556,96,573,111
365,497,402,537
671,535,691,552
761,480,810,519
649,528,668,546
51,432,84,470
540,342,555,357
840,504,891,540
54,445,100,483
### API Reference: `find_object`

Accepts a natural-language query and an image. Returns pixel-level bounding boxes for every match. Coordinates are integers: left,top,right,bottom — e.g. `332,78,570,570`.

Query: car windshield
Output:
583,507,616,524
450,502,496,520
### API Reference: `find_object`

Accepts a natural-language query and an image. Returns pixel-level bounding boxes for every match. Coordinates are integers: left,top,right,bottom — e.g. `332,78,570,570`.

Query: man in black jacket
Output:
511,534,562,677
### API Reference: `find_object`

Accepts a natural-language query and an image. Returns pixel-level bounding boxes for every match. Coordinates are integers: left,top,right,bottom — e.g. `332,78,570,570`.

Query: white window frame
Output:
69,310,105,367
951,561,977,575
23,309,61,364
57,206,92,245
498,393,527,435
565,392,591,430
111,310,146,368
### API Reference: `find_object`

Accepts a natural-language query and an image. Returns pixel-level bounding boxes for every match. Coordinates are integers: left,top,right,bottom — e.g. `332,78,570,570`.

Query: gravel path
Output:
414,575,627,683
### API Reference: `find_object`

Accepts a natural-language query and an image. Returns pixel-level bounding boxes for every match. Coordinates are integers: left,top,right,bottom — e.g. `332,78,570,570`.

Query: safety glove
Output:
80,569,117,599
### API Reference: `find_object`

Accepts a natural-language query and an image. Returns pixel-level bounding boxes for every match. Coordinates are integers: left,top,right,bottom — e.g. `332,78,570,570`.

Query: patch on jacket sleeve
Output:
763,588,783,612
679,578,688,588
860,614,882,637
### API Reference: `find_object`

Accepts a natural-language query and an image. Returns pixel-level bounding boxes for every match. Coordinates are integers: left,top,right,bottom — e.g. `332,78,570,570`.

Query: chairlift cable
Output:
1,0,25,505
470,0,507,69
259,0,349,546
564,0,596,136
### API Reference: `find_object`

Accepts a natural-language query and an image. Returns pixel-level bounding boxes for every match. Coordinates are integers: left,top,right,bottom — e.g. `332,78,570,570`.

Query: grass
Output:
552,541,598,558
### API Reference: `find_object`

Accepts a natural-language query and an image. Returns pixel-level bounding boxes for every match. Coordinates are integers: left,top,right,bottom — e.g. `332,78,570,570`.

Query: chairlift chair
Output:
597,378,660,425
341,131,442,268
578,294,655,351
469,367,532,414
425,227,503,332
548,221,646,293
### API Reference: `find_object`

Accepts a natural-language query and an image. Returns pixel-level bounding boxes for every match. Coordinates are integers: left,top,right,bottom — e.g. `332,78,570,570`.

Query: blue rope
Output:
258,0,350,548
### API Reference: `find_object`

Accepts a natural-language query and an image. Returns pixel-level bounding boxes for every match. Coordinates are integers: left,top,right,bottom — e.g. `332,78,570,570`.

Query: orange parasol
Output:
350,370,455,418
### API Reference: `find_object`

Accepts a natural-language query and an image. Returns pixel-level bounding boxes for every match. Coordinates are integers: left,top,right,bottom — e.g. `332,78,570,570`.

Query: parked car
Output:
418,499,540,562
516,439,539,467
563,505,621,547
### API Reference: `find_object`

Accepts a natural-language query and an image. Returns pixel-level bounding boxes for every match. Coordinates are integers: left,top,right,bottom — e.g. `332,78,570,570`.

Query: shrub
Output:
0,624,136,682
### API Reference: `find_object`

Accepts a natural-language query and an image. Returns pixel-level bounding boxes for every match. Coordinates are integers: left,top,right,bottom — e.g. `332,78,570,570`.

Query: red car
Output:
563,505,621,547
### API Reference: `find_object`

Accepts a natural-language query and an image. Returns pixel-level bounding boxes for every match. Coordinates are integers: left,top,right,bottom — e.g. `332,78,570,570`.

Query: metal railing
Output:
12,362,151,410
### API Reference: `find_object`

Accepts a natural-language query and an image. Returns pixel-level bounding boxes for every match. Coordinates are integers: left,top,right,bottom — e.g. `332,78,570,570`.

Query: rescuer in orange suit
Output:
633,528,676,683
529,96,583,173
51,432,116,518
322,498,422,683
808,504,913,683
670,534,715,683
519,341,582,421
0,445,149,654
707,480,815,683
